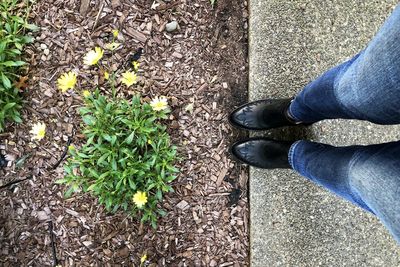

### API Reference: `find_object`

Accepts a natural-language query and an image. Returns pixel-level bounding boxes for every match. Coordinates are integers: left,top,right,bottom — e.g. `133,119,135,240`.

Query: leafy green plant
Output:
0,0,38,131
58,90,179,228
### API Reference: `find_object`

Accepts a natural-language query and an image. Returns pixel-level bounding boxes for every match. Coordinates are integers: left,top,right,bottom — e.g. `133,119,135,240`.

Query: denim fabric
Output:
289,5,400,124
289,141,400,243
287,5,400,244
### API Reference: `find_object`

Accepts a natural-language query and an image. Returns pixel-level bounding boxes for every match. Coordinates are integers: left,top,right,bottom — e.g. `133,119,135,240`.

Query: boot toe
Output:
230,139,265,168
229,108,260,130
228,98,294,131
230,138,293,169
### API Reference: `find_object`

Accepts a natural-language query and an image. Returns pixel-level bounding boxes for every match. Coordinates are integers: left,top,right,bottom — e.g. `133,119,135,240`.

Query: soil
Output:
0,0,249,266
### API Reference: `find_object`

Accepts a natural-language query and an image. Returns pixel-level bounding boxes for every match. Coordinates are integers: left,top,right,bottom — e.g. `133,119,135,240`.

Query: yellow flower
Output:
133,191,147,208
68,145,75,151
57,71,77,92
82,90,91,97
105,42,121,51
112,29,119,38
83,47,104,66
104,71,110,80
140,254,147,263
121,71,137,87
147,139,152,145
30,122,46,141
133,61,140,72
150,96,169,111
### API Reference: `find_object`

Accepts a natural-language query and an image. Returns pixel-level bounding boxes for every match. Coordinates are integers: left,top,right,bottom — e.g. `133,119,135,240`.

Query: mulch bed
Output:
0,0,249,266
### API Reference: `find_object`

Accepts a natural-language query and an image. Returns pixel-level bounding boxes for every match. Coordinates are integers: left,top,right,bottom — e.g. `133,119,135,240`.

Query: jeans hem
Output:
288,101,303,123
288,140,302,169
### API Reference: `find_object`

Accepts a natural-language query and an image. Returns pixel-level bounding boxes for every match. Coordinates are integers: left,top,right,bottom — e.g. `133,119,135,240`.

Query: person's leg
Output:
289,140,400,243
289,5,400,124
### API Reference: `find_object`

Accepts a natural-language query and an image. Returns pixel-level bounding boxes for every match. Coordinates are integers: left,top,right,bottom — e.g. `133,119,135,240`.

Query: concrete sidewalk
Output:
249,1,400,266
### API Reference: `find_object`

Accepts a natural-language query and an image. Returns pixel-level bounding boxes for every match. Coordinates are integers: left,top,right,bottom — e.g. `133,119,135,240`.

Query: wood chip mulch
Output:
0,0,249,266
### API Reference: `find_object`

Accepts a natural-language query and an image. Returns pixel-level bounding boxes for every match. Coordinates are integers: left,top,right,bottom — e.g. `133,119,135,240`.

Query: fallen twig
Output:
51,136,72,170
48,221,59,267
92,0,105,31
1,135,72,190
0,175,32,190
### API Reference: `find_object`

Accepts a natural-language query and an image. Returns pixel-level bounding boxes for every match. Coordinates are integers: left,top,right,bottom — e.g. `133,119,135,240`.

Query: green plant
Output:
58,90,179,228
210,0,216,6
0,0,38,131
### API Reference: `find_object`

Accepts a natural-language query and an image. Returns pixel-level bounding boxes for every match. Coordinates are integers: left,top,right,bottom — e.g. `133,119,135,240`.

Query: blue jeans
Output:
287,5,400,243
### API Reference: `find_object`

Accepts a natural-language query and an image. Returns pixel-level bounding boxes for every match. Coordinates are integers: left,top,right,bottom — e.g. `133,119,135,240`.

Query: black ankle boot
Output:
230,138,294,169
228,98,306,131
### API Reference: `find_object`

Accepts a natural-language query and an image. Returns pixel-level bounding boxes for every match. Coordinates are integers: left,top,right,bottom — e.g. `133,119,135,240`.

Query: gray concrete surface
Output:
249,1,400,266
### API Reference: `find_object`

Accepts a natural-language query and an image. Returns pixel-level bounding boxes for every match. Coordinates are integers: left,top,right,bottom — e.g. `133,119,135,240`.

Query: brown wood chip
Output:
125,27,148,43
216,168,229,187
79,0,90,15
